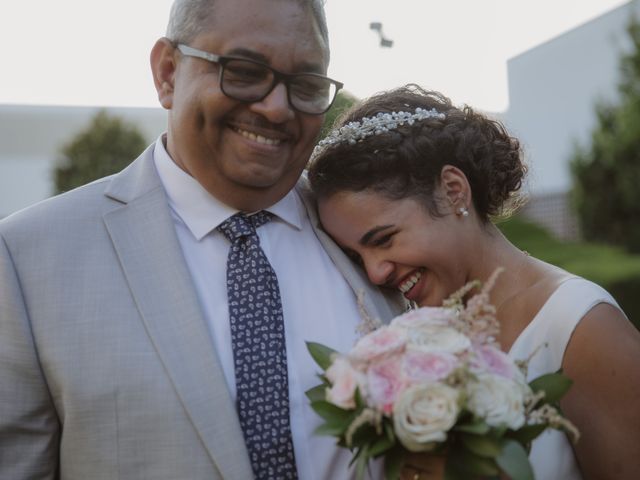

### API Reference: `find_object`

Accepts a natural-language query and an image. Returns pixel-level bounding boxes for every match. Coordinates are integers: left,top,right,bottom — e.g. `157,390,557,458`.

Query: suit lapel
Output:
102,148,254,478
296,176,406,324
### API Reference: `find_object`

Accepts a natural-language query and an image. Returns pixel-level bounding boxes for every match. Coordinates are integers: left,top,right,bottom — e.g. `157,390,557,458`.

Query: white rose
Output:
466,374,527,429
393,383,460,452
407,324,471,355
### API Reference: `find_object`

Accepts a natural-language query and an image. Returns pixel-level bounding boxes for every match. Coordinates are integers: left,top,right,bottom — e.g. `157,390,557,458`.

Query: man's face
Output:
156,0,329,210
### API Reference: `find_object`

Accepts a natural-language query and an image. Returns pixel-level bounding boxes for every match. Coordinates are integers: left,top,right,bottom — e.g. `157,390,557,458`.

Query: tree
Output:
320,90,359,139
571,17,640,253
54,110,147,194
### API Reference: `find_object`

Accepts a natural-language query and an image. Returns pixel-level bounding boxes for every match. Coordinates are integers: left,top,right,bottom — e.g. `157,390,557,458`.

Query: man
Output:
0,0,403,478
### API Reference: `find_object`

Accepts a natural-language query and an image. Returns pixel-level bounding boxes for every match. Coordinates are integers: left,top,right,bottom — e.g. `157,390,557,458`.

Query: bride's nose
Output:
363,256,394,286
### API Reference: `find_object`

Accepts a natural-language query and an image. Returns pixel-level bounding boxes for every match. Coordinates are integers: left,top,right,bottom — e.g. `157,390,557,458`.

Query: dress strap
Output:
509,277,622,374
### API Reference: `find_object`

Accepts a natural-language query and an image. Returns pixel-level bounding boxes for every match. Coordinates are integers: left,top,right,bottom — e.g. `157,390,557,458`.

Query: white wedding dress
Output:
507,276,623,480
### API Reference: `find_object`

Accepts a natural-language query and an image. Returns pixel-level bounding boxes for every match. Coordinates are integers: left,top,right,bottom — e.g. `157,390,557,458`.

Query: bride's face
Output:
318,190,472,307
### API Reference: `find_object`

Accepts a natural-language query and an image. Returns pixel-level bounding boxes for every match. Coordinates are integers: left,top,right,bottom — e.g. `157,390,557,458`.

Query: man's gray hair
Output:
166,0,329,47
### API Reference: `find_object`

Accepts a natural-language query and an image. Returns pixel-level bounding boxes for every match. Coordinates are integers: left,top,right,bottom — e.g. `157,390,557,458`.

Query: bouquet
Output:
306,271,579,480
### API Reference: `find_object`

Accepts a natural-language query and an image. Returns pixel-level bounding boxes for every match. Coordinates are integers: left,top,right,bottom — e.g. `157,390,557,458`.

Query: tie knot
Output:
217,211,272,242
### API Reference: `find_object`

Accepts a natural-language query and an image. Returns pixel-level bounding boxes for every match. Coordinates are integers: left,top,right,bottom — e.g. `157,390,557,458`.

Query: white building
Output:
503,0,639,238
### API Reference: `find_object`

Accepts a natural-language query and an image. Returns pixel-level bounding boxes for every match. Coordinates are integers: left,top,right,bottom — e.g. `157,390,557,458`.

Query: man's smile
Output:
231,125,283,146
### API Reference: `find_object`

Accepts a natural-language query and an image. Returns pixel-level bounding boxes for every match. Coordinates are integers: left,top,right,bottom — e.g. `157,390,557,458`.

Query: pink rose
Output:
325,356,364,409
350,326,407,363
471,345,520,380
402,351,459,383
391,307,456,329
367,355,407,414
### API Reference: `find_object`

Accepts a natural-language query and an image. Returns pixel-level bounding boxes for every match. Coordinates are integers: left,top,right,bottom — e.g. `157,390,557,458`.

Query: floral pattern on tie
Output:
218,212,298,479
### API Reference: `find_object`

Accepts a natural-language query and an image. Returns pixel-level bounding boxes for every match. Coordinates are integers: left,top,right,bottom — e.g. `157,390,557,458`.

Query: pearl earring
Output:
457,207,469,217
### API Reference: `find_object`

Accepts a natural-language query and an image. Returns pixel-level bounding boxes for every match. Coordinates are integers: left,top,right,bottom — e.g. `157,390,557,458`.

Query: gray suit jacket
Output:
0,145,405,480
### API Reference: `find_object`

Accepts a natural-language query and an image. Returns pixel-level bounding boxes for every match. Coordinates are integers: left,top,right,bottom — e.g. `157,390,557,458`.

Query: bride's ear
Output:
439,165,472,215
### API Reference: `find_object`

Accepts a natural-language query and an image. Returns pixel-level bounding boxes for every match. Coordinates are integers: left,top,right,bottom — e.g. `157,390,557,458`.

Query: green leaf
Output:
305,384,327,403
306,341,338,370
355,387,366,409
349,424,380,448
314,422,348,436
529,372,573,404
496,439,535,480
460,433,502,458
310,400,352,422
355,446,370,480
444,459,470,480
383,445,406,480
492,425,508,438
509,423,547,445
453,418,491,435
447,445,499,476
384,419,396,442
369,431,395,457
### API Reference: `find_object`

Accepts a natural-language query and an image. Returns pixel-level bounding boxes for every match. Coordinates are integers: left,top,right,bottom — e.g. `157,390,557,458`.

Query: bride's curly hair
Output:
308,84,527,222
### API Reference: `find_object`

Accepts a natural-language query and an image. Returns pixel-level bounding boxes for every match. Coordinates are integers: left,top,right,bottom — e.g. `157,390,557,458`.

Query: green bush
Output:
499,217,640,329
54,110,147,194
319,90,359,139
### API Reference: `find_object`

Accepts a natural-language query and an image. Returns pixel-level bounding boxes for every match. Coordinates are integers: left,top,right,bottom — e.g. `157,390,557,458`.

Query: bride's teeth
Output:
399,271,422,293
236,128,281,146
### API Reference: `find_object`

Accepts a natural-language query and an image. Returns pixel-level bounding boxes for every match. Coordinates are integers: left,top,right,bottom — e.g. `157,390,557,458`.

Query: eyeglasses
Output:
176,44,343,115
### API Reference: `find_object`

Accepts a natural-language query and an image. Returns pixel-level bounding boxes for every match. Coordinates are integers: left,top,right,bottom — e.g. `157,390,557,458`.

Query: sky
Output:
0,0,630,113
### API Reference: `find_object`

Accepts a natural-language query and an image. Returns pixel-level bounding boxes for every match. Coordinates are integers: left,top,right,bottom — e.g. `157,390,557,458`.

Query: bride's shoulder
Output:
529,257,573,285
521,260,595,309
510,260,573,315
534,261,621,309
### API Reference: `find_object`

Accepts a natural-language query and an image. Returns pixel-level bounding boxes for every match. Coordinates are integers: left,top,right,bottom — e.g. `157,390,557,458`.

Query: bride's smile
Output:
317,187,475,307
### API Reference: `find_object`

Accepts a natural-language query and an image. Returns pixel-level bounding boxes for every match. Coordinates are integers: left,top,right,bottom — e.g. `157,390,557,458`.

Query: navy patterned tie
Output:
217,212,298,479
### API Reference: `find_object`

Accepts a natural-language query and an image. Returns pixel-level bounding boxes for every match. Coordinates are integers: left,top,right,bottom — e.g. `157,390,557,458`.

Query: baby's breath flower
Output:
529,404,580,444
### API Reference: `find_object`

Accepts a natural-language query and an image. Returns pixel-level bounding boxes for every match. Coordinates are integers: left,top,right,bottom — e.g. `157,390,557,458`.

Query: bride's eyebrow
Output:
360,225,395,245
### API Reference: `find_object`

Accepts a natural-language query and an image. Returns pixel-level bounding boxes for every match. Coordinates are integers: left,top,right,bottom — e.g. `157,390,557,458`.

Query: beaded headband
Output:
311,107,445,159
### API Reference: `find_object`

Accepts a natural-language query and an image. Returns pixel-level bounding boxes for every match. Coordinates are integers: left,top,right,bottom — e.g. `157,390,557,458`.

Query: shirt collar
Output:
153,135,304,240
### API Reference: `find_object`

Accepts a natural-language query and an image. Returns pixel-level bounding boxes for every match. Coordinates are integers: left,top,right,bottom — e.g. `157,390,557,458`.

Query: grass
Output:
498,217,640,328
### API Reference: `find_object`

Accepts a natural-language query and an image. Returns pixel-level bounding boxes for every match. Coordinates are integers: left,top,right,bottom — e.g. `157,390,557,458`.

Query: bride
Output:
308,85,640,479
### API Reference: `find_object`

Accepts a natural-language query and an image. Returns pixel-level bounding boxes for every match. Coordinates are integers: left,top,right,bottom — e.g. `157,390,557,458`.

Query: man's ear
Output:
440,164,472,212
150,38,177,110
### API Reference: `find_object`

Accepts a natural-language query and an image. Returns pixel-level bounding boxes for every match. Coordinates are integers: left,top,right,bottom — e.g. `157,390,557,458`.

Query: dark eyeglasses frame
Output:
175,43,343,115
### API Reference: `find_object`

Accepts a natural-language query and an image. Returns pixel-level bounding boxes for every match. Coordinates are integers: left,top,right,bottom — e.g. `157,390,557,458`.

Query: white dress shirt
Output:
153,137,380,479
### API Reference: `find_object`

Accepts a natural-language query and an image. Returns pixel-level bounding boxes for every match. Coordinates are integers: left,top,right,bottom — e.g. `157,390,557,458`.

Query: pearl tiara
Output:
311,107,445,159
